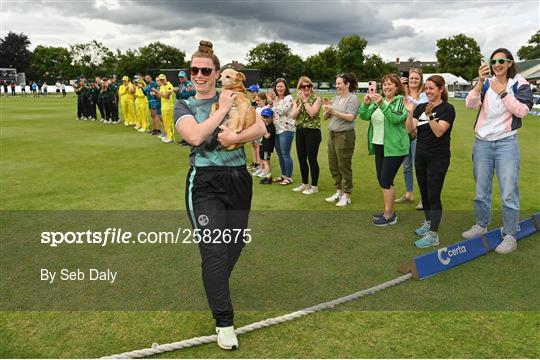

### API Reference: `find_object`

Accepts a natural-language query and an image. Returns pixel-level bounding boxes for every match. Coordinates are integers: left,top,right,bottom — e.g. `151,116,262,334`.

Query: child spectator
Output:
258,107,276,184
250,92,268,172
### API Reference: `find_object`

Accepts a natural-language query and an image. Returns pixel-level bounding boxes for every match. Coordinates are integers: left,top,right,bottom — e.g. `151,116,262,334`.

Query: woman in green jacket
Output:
359,74,409,226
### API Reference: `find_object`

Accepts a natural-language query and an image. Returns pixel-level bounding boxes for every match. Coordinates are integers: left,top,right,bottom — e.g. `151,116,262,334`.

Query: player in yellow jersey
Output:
153,74,176,143
134,78,149,132
118,76,136,126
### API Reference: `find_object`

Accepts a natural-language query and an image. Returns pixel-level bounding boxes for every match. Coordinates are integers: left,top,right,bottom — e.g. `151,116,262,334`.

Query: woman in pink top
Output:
462,48,533,254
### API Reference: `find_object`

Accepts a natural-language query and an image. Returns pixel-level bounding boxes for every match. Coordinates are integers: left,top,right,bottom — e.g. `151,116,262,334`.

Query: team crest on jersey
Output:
198,214,209,226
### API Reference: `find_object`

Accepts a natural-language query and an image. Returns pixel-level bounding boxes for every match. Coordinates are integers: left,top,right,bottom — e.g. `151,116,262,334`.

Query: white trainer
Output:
495,234,517,254
336,195,351,207
302,186,318,195
461,224,487,239
216,326,238,350
325,192,342,202
293,184,310,192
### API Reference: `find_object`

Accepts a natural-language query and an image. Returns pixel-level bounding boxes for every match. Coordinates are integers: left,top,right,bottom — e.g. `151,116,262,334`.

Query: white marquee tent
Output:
423,73,470,86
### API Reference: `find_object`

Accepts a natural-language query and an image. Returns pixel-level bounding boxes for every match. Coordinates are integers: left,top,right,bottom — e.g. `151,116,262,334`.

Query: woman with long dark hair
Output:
323,73,359,207
462,48,533,254
268,78,295,185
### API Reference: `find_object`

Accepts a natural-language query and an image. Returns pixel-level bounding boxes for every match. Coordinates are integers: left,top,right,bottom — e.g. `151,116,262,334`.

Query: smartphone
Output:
480,58,491,77
368,81,377,95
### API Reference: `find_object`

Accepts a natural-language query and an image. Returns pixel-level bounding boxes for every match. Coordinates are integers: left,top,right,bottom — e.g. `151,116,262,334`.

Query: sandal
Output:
279,178,293,185
273,176,285,183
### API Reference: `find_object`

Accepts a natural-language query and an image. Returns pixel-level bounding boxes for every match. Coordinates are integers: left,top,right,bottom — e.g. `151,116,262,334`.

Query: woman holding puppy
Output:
174,40,266,351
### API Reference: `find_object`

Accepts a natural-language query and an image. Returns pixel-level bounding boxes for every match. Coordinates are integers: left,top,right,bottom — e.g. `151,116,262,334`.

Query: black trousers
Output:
89,96,97,119
374,144,406,189
77,96,83,118
103,96,114,121
295,128,322,186
185,166,252,327
112,95,119,122
81,95,92,118
97,97,105,120
415,151,450,232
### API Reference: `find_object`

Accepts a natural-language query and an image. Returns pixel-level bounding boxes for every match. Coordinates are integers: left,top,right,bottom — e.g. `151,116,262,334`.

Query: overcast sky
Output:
2,0,539,65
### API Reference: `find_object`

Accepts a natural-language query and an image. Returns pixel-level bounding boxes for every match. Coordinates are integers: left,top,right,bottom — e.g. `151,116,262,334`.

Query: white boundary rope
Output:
103,273,413,359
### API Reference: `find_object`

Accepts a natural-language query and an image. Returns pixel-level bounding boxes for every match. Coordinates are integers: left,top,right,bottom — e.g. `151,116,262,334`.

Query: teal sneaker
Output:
415,220,431,236
414,232,440,248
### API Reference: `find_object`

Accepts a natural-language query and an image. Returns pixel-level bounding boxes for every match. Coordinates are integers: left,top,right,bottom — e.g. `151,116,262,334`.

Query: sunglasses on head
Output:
299,84,313,89
490,58,511,65
190,67,214,76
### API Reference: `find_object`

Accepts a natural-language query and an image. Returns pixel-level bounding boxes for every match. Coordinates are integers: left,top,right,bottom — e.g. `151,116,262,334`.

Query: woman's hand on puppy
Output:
217,125,239,148
219,90,237,112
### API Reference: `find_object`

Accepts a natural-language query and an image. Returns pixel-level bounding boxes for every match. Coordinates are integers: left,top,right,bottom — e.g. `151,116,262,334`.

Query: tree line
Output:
1,30,538,85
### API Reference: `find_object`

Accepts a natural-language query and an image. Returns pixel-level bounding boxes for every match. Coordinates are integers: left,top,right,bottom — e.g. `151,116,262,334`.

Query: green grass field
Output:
1,95,539,358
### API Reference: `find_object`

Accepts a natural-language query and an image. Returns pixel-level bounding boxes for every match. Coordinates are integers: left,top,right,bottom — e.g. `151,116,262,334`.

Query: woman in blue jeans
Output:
396,68,428,209
463,48,533,254
268,78,295,185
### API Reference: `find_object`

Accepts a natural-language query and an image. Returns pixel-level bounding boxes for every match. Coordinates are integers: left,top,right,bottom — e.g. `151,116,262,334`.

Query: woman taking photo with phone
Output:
359,74,408,225
323,73,359,207
291,76,322,195
404,75,455,247
462,48,533,254
174,40,266,350
396,68,428,209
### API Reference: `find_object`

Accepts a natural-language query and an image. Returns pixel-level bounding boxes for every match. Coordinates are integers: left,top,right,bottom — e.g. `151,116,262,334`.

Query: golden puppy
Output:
206,68,256,151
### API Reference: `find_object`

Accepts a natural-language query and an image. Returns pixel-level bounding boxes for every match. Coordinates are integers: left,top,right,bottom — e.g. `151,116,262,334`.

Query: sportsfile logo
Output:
437,245,467,265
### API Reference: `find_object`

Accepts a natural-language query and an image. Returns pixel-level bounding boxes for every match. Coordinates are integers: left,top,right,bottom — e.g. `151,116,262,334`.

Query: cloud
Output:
2,0,539,65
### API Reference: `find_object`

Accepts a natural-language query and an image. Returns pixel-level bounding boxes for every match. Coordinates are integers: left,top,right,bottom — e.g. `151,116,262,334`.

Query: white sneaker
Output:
252,169,263,177
257,171,269,178
216,326,238,350
161,138,173,143
495,234,517,254
325,192,342,203
137,128,146,132
302,186,318,195
293,184,310,192
461,224,487,239
158,133,167,138
336,195,351,207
